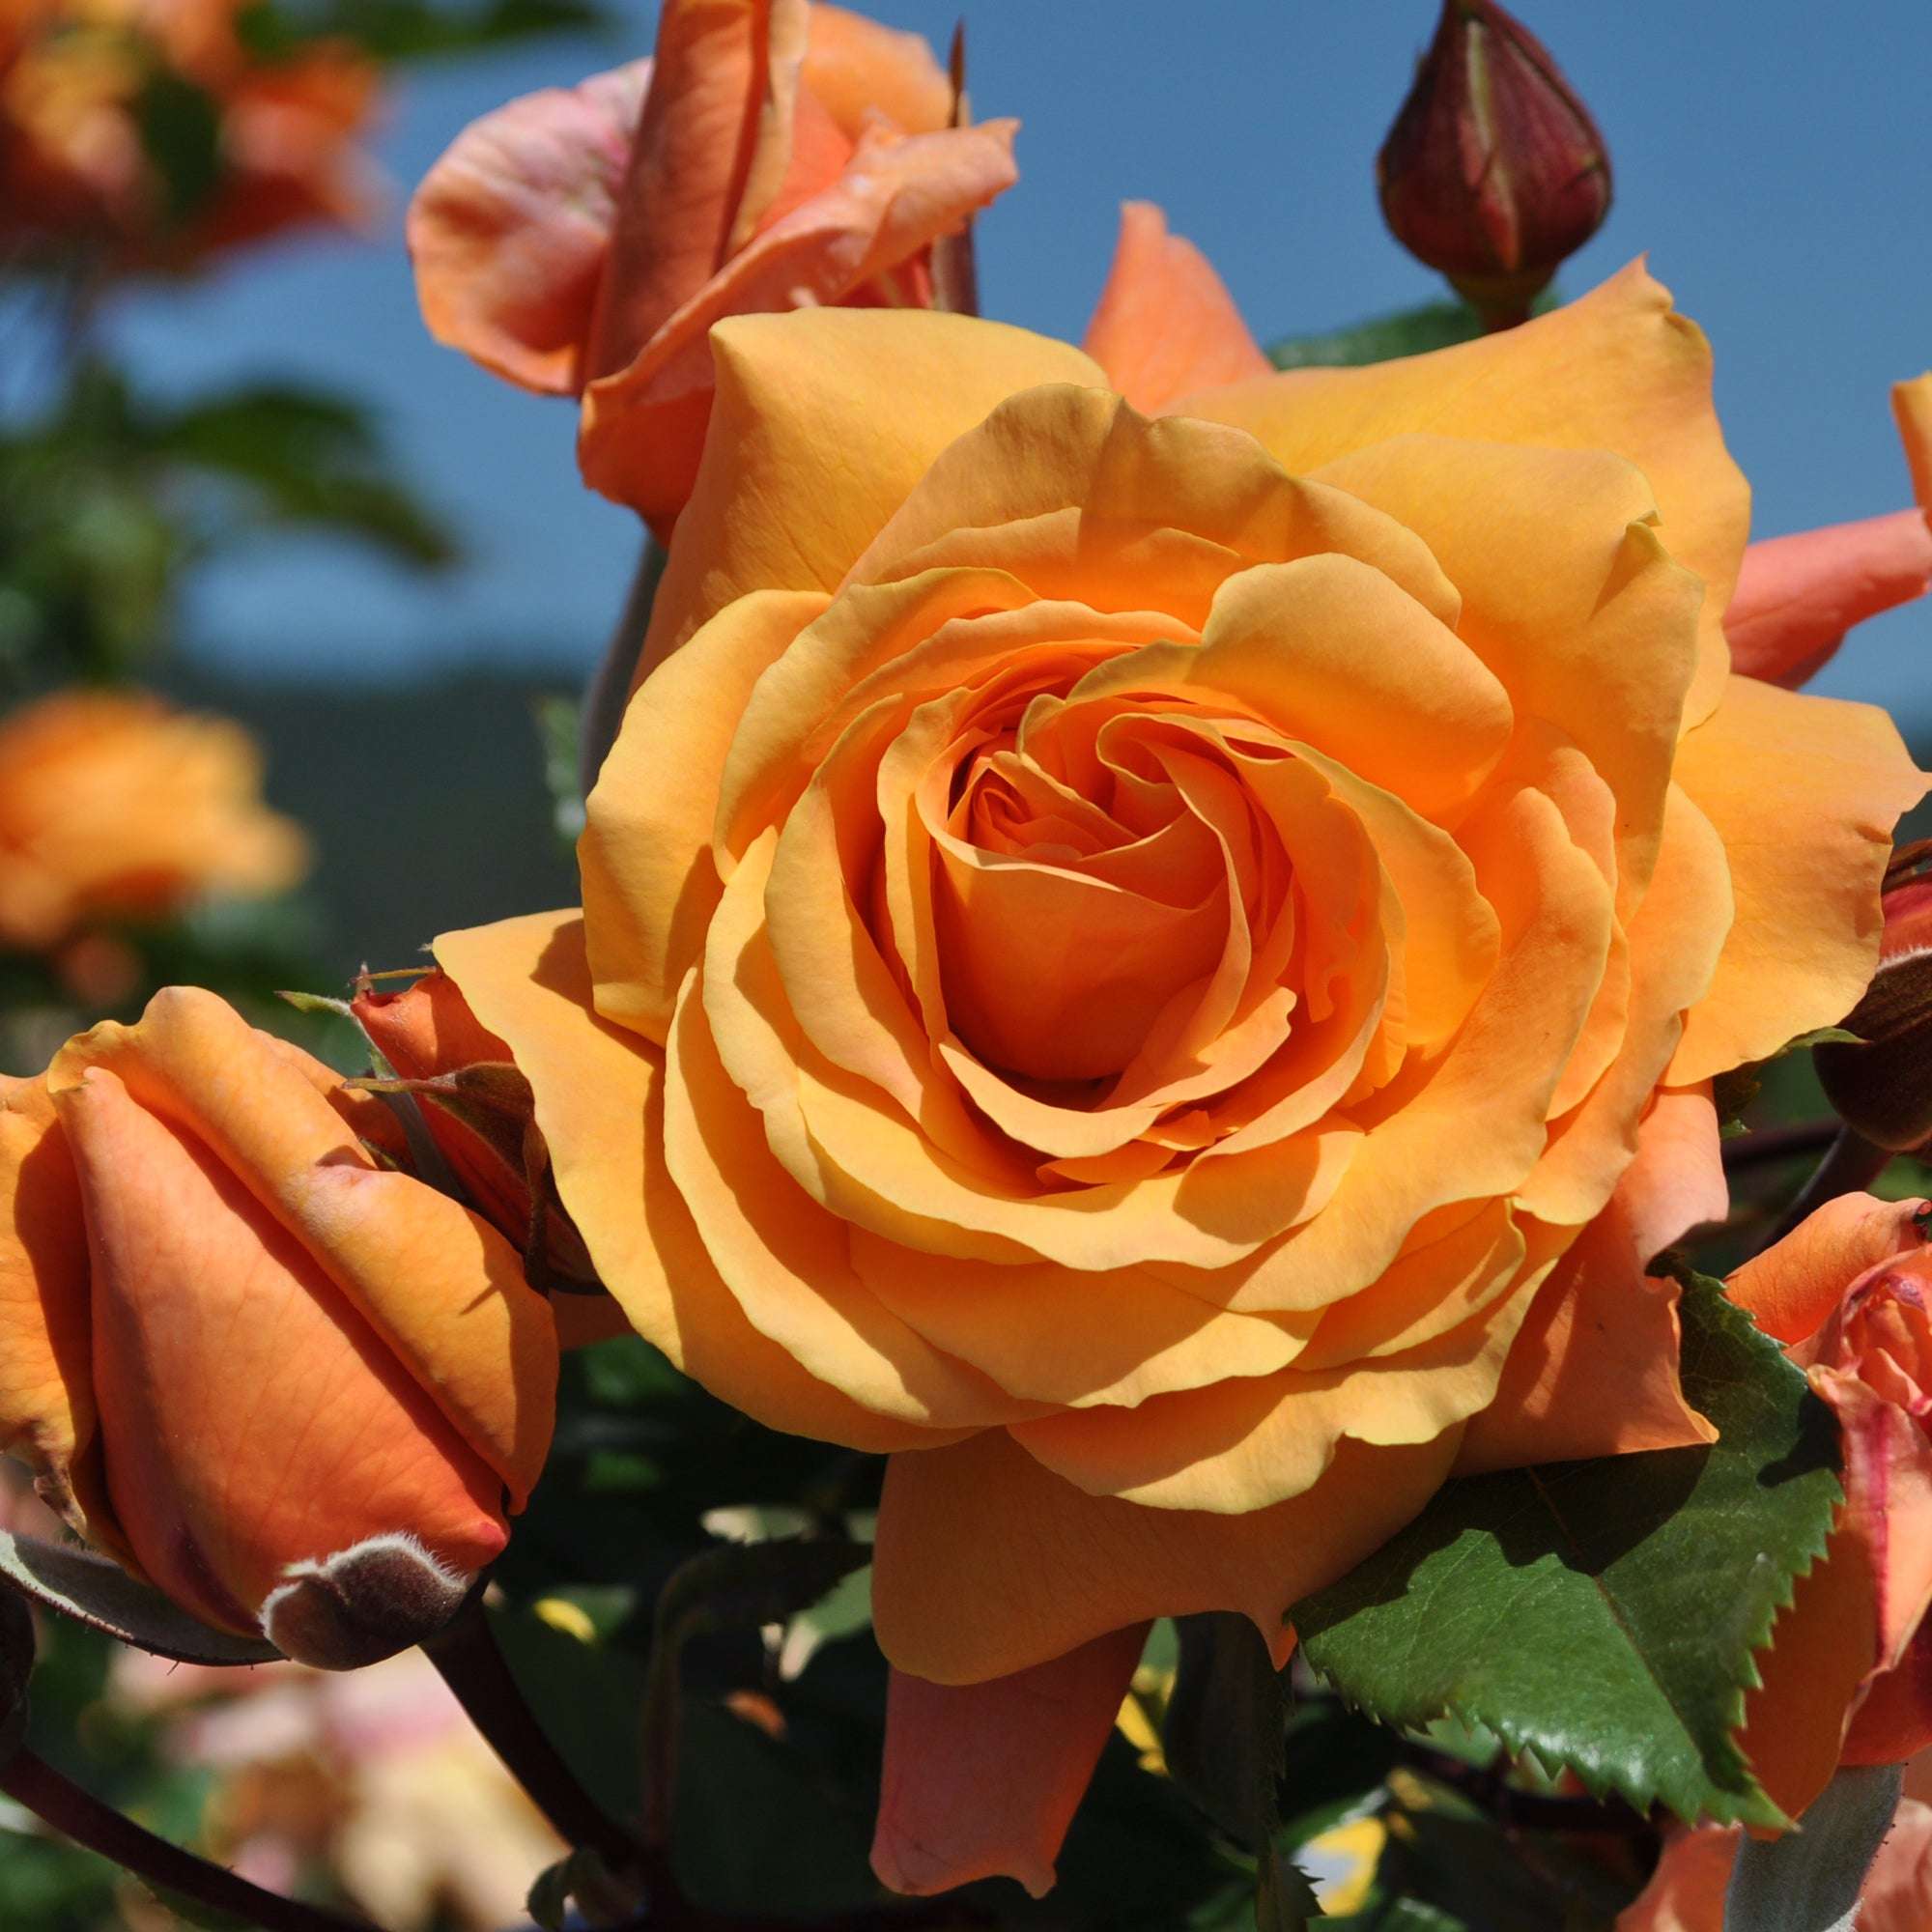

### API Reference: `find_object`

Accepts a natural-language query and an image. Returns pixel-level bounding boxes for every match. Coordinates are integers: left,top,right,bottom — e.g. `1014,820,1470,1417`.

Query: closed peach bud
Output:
0,988,557,1667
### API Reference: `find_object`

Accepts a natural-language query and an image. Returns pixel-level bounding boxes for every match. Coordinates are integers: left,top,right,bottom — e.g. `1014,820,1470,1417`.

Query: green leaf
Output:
149,384,455,567
0,1531,281,1666
236,0,607,64
134,71,223,226
1292,1278,1841,1829
1266,292,1559,371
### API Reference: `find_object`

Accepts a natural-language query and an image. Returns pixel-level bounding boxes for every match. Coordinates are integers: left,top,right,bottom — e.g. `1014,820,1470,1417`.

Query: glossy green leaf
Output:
1292,1278,1840,1829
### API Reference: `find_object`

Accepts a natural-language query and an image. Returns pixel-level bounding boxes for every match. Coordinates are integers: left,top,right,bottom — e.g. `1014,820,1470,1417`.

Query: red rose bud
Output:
1377,0,1611,327
1816,851,1932,1151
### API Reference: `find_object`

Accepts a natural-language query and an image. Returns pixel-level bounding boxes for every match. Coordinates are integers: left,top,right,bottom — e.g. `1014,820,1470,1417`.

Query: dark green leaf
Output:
235,0,606,64
134,72,223,226
1164,1612,1285,1847
1293,1278,1841,1829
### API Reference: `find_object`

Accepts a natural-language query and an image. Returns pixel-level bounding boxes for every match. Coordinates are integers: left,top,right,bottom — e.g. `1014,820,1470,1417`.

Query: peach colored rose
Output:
1724,1196,1932,1820
1616,1800,1932,1932
1723,374,1932,687
0,986,557,1665
408,0,1016,534
0,690,306,952
432,244,1923,1893
0,0,380,269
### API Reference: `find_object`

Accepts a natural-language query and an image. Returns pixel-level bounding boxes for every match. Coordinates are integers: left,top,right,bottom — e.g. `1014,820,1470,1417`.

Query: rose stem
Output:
0,1745,368,1932
419,1593,641,1874
578,535,667,796
1762,1124,1895,1250
1720,1119,1841,1172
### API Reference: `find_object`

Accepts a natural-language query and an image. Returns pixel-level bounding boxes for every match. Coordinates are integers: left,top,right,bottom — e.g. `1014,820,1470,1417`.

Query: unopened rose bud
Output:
0,988,558,1667
1816,853,1932,1151
1377,0,1611,328
353,971,619,1346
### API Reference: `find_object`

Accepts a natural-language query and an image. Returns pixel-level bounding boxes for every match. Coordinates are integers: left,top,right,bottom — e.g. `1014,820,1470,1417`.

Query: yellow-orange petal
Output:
1725,1193,1929,1348
56,1065,509,1634
1725,512,1932,689
1669,675,1926,1085
870,1426,1459,1685
872,1625,1150,1899
48,990,556,1505
406,59,650,395
0,1075,92,1521
801,3,951,139
583,587,830,1039
1082,202,1270,413
846,383,1459,626
1898,374,1932,517
435,910,961,1452
1008,1263,1541,1513
1312,435,1700,908
581,119,1022,530
1177,261,1747,730
630,309,1103,681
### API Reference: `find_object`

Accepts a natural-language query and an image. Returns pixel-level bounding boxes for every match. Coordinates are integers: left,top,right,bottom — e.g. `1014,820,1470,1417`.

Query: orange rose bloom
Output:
0,988,557,1665
431,250,1923,1893
0,0,379,268
408,0,1017,534
0,690,307,952
1725,1195,1932,1819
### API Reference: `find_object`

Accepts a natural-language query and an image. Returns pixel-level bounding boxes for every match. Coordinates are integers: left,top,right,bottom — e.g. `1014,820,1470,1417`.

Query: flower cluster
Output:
3,0,1932,1921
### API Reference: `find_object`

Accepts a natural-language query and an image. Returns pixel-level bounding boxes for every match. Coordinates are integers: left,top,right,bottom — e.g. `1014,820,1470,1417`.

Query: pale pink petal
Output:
1726,1195,1931,1347
408,60,651,395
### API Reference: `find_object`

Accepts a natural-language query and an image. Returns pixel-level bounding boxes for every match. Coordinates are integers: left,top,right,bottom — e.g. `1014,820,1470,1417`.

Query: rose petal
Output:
1177,260,1747,731
631,309,1101,681
406,59,650,395
1725,511,1932,689
1082,201,1270,413
871,1426,1459,1684
801,3,952,139
0,1076,92,1520
1726,1194,1930,1348
582,120,1022,531
872,1623,1150,1899
435,910,960,1451
1669,675,1926,1085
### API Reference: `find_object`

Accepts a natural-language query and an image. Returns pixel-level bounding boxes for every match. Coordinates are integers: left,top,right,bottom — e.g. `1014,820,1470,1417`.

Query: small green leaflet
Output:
1291,1277,1841,1828
1265,293,1558,371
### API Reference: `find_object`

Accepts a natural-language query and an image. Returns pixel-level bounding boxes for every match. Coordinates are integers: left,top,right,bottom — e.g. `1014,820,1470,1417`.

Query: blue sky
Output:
99,0,1932,716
